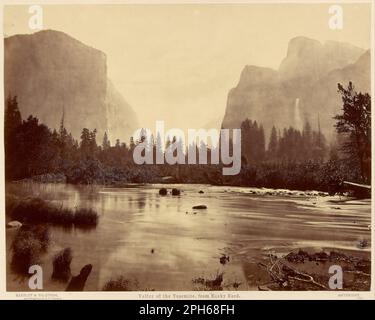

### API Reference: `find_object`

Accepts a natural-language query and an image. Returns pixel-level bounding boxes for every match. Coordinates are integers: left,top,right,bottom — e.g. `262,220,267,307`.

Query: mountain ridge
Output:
4,29,139,144
221,36,370,142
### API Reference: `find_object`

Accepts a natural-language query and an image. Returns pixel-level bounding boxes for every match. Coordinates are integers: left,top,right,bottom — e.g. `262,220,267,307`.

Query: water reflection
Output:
6,182,371,291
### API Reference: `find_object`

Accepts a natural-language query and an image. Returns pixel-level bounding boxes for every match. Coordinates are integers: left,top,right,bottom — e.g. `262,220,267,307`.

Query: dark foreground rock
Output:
66,264,92,291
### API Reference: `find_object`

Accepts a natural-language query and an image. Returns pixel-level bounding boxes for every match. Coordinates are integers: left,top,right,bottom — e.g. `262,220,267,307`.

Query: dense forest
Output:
4,82,371,193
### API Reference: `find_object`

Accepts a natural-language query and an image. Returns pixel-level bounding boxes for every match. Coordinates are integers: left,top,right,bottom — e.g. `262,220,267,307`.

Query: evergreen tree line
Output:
240,119,327,164
5,95,133,183
4,82,371,191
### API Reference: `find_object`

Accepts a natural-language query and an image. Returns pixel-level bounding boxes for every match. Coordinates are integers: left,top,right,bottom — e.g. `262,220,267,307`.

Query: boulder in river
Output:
6,221,22,228
219,255,230,265
159,188,167,196
171,188,181,196
192,205,207,209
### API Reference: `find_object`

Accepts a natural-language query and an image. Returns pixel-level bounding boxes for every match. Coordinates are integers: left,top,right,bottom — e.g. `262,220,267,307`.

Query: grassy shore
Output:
7,196,98,227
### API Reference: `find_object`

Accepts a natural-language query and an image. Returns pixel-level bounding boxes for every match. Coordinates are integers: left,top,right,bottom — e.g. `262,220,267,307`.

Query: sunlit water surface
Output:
6,182,371,291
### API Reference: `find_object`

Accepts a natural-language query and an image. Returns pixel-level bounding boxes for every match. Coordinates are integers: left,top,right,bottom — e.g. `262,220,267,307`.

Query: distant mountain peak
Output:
222,36,370,143
5,29,138,143
238,65,278,88
279,36,365,81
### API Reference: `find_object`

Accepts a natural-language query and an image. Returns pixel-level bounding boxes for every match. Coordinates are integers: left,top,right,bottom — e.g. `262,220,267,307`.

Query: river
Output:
6,182,371,291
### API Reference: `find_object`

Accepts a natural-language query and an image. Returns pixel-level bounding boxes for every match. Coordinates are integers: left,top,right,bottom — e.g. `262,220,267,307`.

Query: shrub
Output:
30,173,66,183
74,208,98,226
10,198,98,227
11,198,53,223
65,159,105,185
52,248,72,281
102,276,135,291
11,225,50,274
192,272,224,291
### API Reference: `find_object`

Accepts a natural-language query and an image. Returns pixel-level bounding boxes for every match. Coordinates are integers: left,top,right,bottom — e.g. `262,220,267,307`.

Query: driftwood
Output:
343,181,371,190
258,254,327,290
344,270,371,277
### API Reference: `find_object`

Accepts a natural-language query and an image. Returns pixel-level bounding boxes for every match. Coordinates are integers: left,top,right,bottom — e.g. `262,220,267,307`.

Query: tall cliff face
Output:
222,37,370,141
279,37,364,81
105,79,139,144
4,30,139,144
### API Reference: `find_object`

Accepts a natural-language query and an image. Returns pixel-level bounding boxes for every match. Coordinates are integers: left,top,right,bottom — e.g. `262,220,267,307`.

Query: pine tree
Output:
4,95,23,180
5,95,22,137
334,82,371,182
129,137,135,151
258,125,266,162
268,126,278,161
102,132,111,150
302,121,312,161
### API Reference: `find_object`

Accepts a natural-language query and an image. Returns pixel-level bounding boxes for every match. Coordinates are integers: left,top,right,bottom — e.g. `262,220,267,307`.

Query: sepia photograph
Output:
0,1,373,297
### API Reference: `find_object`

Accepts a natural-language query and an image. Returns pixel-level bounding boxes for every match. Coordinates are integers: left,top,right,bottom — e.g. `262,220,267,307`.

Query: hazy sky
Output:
4,3,372,131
